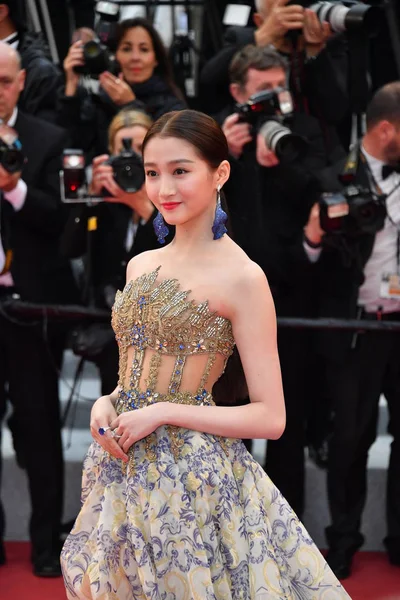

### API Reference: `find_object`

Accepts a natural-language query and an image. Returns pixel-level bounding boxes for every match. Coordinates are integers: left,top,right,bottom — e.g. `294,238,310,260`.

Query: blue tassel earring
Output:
153,211,169,244
212,185,228,240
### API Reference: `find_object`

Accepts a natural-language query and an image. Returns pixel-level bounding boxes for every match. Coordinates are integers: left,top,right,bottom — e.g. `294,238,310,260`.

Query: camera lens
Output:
260,120,307,163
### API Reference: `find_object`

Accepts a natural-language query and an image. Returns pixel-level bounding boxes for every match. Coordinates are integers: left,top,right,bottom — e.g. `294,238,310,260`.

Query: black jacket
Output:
18,32,62,121
315,154,377,358
60,202,173,308
200,26,349,129
56,74,186,160
0,111,78,304
219,107,326,317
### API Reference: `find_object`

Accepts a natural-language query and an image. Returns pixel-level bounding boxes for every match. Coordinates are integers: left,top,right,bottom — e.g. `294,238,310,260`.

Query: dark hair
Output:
143,109,247,406
114,18,183,100
366,82,400,130
229,44,288,89
142,109,229,167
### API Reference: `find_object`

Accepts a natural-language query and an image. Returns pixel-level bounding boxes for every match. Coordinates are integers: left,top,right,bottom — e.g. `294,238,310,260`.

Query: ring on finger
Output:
111,428,122,439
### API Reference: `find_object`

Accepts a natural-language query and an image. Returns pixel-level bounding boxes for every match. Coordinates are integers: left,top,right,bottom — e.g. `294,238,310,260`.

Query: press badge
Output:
380,273,400,299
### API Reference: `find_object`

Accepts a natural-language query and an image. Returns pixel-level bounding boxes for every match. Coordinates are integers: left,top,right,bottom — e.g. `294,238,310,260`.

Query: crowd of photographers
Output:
0,0,399,583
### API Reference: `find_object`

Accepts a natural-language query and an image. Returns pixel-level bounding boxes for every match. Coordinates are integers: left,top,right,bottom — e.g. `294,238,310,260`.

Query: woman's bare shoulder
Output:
126,249,165,282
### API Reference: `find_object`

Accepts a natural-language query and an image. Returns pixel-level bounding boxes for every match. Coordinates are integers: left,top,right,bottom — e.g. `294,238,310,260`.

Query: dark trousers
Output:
0,312,64,558
264,328,319,517
325,317,400,554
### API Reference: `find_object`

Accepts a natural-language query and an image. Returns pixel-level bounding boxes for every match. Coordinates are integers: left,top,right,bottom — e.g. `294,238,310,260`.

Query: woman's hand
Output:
90,395,128,462
99,72,136,106
110,404,161,453
64,41,84,96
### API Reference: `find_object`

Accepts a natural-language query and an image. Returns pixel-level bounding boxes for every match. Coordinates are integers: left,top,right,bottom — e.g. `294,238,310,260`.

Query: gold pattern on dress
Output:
111,267,235,466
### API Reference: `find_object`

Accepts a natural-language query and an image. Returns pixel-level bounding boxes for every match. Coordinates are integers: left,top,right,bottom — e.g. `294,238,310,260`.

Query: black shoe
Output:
32,553,62,578
326,549,353,580
0,539,6,566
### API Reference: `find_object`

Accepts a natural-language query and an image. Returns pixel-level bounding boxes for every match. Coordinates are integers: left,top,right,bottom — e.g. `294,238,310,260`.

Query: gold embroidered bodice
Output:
111,266,235,414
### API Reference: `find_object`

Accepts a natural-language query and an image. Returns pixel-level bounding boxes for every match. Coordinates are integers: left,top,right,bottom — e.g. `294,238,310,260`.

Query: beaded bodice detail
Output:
111,266,235,414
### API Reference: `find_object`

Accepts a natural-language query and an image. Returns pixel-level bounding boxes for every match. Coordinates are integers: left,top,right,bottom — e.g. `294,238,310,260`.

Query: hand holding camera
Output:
255,0,305,49
98,72,135,106
256,134,280,168
303,9,332,56
222,113,253,159
64,40,85,96
304,202,324,245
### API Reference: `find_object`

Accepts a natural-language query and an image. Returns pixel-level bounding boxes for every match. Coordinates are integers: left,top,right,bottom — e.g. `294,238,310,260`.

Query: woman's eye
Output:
139,46,150,53
146,170,157,177
174,168,187,175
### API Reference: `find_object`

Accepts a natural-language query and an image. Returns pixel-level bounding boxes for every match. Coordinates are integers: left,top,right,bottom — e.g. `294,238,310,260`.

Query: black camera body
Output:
74,1,120,77
319,147,387,236
0,125,25,174
235,88,308,163
74,39,115,77
106,138,145,194
319,186,387,236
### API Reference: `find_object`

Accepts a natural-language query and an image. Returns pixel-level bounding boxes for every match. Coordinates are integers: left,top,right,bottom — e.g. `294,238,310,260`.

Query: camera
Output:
60,140,145,203
301,1,382,35
319,187,387,235
235,89,308,162
0,124,25,174
319,146,387,235
106,138,145,194
74,39,115,77
73,1,120,77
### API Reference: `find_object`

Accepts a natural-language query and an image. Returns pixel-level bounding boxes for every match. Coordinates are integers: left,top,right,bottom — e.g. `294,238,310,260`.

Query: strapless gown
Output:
61,267,351,599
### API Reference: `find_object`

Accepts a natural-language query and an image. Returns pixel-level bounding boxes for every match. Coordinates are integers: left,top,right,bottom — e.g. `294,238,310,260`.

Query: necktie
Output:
381,164,400,180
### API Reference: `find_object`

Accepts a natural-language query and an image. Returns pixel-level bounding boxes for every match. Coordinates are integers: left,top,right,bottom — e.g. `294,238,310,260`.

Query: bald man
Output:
0,42,78,577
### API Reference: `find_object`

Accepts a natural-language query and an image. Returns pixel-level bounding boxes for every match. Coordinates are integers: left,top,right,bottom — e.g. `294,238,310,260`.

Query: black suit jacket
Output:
1,111,78,304
315,154,377,358
60,202,172,307
220,107,326,317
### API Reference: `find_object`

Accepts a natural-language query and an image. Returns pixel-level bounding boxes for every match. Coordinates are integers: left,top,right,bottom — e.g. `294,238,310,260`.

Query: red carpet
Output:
0,543,399,599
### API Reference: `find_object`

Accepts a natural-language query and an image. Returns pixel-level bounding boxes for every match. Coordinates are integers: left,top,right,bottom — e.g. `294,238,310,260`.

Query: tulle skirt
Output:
61,426,351,599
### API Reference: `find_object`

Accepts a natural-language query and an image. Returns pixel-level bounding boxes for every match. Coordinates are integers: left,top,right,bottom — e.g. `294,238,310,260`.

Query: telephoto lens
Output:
309,1,381,34
259,120,308,163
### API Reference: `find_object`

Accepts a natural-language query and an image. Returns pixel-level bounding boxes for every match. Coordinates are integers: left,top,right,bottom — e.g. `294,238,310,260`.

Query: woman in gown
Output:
61,109,351,599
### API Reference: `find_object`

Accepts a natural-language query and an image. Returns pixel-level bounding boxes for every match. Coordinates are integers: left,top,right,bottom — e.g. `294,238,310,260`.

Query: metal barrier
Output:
2,299,400,332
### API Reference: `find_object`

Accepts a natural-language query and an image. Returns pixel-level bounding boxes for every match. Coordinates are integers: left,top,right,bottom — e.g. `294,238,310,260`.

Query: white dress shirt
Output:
358,147,400,313
0,108,28,286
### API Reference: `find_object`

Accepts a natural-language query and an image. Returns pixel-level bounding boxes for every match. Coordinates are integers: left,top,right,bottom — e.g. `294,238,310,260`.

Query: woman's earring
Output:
212,185,228,240
153,211,169,244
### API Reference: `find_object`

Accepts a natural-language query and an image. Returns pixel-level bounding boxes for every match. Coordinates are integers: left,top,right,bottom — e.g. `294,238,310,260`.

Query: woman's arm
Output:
158,263,285,440
111,262,286,449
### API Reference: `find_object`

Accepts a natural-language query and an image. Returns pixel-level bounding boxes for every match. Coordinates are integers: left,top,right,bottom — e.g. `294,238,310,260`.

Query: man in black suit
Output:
218,44,329,517
0,42,77,576
313,82,400,579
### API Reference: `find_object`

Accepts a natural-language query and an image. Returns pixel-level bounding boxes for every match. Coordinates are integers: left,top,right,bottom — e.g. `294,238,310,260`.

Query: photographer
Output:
201,0,348,155
219,44,327,517
61,109,171,395
0,43,78,576
314,82,400,579
57,17,186,160
0,0,62,120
